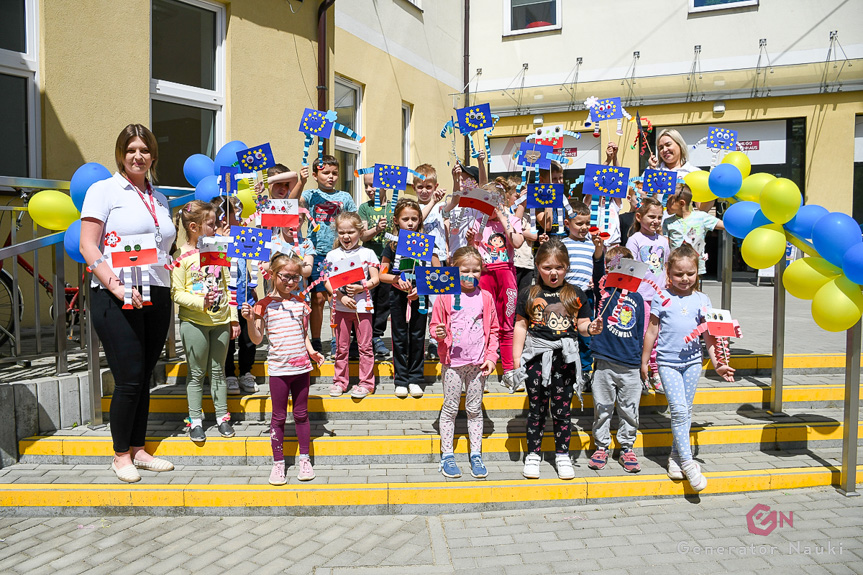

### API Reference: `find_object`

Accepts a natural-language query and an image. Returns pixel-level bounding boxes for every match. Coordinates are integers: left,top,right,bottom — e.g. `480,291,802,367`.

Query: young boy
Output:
414,164,448,360
301,155,357,355
663,183,725,276
561,199,604,385
587,245,646,473
358,172,393,358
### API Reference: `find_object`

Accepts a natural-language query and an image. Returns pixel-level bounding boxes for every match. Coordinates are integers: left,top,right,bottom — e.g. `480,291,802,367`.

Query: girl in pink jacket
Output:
429,246,500,479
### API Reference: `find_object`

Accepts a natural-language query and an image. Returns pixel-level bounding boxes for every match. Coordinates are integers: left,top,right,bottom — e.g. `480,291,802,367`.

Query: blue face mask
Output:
460,275,477,286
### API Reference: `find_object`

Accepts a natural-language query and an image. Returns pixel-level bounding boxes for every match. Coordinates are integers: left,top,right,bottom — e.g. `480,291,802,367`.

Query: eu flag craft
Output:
589,97,623,122
373,164,410,191
395,229,434,262
455,103,494,134
260,199,299,229
236,143,276,172
526,183,565,209
298,108,334,139
198,236,231,267
416,266,461,296
642,169,676,198
583,164,630,198
707,126,737,150
219,166,239,195
228,225,271,261
327,254,367,290
516,142,554,170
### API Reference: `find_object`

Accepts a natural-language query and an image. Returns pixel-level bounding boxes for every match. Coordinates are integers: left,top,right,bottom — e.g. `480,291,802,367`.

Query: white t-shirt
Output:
324,246,379,314
422,202,448,263
80,172,176,289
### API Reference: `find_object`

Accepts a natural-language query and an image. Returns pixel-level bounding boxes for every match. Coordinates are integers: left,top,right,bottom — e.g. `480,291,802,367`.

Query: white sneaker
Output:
667,456,684,480
408,384,424,398
395,386,409,398
500,372,514,393
239,373,258,393
682,460,707,492
522,453,541,479
226,376,240,395
555,453,575,480
351,386,371,399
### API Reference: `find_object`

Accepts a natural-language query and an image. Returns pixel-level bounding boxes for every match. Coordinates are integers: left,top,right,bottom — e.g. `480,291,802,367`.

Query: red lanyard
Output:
125,177,162,242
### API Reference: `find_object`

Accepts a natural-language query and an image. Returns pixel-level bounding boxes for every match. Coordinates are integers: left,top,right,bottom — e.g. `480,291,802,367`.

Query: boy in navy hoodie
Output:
587,246,646,473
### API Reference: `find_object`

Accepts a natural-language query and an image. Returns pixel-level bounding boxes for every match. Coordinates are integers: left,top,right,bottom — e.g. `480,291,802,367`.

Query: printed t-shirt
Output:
651,290,711,365
255,296,312,376
448,288,485,367
421,203,448,263
324,246,379,314
662,211,720,275
302,189,356,256
591,288,645,368
515,282,590,341
625,231,671,305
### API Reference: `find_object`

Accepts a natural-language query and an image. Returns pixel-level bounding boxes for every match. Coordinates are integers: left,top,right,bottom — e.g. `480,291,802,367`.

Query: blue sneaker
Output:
439,454,461,478
469,453,488,479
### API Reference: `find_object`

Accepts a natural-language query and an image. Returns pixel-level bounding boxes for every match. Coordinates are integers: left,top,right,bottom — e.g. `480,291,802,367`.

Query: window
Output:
334,77,362,202
402,103,411,167
0,0,38,178
403,0,423,9
151,0,224,186
504,0,561,36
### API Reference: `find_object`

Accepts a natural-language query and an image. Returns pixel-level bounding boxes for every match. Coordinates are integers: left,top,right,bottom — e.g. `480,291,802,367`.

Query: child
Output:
358,172,393,359
513,238,602,480
587,246,646,473
269,163,308,200
325,212,380,398
663,184,725,276
243,254,325,484
171,200,240,443
626,197,670,392
429,246,498,478
212,195,258,395
268,196,316,291
380,198,440,398
642,244,735,492
301,155,357,356
415,164,448,361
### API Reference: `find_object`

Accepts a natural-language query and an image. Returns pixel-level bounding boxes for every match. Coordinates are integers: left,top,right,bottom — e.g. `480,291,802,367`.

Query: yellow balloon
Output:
741,223,786,269
683,170,716,203
760,178,802,224
811,277,863,332
737,172,775,203
237,187,257,219
721,151,752,179
28,190,80,231
782,257,842,300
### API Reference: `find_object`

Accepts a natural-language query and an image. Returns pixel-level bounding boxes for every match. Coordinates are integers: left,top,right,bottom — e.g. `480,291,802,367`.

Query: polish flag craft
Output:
260,199,299,229
327,255,367,290
198,236,231,267
605,258,648,293
458,187,499,216
684,308,742,367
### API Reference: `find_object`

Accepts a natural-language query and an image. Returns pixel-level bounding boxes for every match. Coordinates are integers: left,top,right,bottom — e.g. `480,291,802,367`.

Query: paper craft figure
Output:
298,108,364,167
88,232,160,309
526,124,581,149
415,266,461,314
583,164,630,199
236,144,276,173
525,183,569,235
631,111,654,156
605,258,648,293
516,142,555,171
228,225,271,262
260,199,299,229
443,103,500,160
584,96,632,137
395,229,434,263
691,126,740,167
684,308,742,367
327,254,367,290
198,236,231,268
453,186,502,232
354,164,425,210
642,169,676,199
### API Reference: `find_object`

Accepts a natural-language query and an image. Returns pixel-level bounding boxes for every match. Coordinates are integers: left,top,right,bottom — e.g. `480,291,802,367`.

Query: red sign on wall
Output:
558,147,578,158
738,140,760,151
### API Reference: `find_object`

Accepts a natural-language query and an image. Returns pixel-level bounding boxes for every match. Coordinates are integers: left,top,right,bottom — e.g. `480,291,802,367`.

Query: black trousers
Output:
390,289,427,388
371,282,392,339
225,315,256,376
91,286,172,453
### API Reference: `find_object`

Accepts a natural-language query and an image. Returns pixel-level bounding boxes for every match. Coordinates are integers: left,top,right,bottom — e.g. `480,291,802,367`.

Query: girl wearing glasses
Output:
243,253,325,484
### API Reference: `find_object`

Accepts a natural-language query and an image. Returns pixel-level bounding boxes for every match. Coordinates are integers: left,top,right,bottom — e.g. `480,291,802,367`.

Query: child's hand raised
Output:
299,166,309,184
480,359,496,376
204,290,217,308
343,284,361,296
716,364,736,383
433,188,447,204
465,226,478,244
591,233,605,250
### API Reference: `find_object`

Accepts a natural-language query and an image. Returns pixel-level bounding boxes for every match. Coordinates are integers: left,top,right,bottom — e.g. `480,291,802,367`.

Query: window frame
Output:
403,0,423,10
333,76,363,205
688,0,758,14
149,0,226,154
402,103,411,167
0,0,40,177
503,0,562,37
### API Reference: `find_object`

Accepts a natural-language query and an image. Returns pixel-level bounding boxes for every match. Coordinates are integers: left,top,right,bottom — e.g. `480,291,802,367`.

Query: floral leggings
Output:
439,364,486,455
524,350,577,455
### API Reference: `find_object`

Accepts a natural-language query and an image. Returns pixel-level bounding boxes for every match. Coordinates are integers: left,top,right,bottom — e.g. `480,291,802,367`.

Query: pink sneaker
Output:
269,461,286,486
297,457,315,481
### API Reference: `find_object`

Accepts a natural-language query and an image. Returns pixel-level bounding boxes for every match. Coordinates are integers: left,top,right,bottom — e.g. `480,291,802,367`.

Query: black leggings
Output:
524,349,577,455
390,289,427,388
91,286,172,453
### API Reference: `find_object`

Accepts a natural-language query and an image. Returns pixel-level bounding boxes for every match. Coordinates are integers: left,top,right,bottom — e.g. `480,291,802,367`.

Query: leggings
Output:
269,373,311,461
479,264,517,372
91,286,171,454
524,349,577,455
439,364,485,455
179,321,230,420
390,289,427,388
225,315,257,376
658,362,701,463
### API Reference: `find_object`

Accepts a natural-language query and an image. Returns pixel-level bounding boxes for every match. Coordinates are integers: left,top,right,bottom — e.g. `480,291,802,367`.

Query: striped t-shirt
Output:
254,296,312,377
561,236,595,290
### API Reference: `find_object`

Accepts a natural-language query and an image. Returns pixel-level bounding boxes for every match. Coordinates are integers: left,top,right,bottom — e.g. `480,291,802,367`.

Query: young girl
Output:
625,197,670,392
429,246,499,478
642,244,735,492
380,198,440,398
662,184,725,277
513,239,602,480
171,200,240,443
243,254,324,484
325,212,380,399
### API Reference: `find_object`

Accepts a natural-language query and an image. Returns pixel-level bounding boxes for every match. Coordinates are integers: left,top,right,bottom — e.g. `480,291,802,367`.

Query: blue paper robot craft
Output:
354,163,426,210
298,107,365,168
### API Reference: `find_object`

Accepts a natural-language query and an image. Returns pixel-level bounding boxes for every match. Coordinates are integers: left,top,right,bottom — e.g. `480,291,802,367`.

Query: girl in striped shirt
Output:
243,253,324,485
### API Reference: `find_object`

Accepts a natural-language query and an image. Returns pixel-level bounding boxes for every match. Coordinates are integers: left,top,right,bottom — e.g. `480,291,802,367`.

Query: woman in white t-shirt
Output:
647,128,714,213
80,124,176,483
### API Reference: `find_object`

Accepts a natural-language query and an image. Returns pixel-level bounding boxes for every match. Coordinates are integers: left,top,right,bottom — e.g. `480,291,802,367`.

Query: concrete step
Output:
19,407,862,465
1,448,860,516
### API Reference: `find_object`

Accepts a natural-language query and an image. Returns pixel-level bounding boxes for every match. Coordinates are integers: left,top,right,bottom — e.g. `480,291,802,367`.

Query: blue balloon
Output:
64,220,86,264
784,204,829,240
183,154,214,187
194,175,220,202
213,141,247,175
722,201,771,239
70,163,111,211
843,243,863,286
812,212,863,267
708,163,743,199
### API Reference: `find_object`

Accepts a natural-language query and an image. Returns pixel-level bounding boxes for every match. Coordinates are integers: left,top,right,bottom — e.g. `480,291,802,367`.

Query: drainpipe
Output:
463,0,471,165
318,0,336,154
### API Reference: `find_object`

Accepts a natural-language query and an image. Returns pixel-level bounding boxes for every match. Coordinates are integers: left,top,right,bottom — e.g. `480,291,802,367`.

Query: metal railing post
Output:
10,223,21,357
84,281,103,425
839,319,861,496
769,256,786,415
721,229,733,311
53,243,68,375
33,221,42,355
